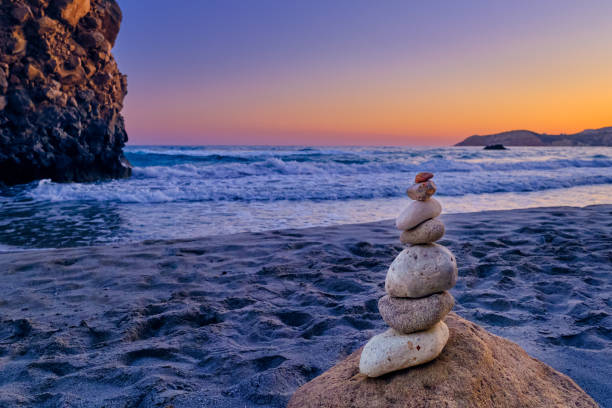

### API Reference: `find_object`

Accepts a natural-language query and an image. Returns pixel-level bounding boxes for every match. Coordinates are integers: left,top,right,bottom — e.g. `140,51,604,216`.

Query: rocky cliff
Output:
456,127,612,146
0,0,130,185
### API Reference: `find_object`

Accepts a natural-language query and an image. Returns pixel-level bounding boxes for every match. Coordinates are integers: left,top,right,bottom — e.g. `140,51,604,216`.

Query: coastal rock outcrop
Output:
0,0,130,185
288,313,598,408
455,127,612,146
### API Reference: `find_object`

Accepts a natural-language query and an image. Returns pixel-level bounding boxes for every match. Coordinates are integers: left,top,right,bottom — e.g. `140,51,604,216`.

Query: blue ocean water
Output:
1,145,611,249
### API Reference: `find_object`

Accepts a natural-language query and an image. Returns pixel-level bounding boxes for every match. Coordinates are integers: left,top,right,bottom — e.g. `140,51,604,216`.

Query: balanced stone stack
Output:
359,172,458,377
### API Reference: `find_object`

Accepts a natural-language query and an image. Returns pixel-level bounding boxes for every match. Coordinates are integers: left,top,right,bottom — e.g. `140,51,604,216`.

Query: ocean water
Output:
1,145,611,250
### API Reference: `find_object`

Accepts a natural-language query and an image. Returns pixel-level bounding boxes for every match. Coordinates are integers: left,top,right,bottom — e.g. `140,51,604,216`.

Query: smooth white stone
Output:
395,198,442,230
385,243,457,298
359,321,449,377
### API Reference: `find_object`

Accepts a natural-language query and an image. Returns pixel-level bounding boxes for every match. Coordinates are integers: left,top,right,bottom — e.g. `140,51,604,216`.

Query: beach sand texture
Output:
0,205,610,407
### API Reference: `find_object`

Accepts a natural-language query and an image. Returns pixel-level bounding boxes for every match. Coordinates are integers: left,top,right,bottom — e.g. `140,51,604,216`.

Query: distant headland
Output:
455,126,612,146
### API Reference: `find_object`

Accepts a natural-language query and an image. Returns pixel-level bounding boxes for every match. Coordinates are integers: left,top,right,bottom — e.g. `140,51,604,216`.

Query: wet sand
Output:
0,205,610,407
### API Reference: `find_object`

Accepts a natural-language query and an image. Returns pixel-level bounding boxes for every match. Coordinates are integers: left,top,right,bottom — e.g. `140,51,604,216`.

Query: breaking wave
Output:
23,144,612,203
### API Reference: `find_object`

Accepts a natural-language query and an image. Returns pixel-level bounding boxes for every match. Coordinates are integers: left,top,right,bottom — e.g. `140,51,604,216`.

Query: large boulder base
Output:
288,313,597,408
0,0,130,185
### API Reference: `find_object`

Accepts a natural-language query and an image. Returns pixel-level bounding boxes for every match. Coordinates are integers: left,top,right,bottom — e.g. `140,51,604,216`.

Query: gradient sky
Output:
113,0,612,146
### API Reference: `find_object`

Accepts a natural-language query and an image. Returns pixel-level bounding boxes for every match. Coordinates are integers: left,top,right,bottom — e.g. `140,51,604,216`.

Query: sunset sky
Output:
114,0,612,146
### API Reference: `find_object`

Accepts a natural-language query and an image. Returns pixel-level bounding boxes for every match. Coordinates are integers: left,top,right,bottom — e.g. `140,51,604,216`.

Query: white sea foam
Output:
4,145,612,249
129,157,612,179
26,165,612,203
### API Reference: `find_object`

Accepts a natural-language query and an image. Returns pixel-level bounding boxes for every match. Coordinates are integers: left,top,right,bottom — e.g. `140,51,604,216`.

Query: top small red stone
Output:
415,172,434,183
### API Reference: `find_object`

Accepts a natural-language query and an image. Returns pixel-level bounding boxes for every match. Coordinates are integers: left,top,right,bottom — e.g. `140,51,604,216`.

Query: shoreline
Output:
0,204,610,406
1,202,611,253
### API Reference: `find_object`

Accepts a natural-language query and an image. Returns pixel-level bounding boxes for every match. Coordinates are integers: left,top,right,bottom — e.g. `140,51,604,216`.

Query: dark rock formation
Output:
288,313,598,408
456,127,612,146
0,0,130,186
483,143,507,150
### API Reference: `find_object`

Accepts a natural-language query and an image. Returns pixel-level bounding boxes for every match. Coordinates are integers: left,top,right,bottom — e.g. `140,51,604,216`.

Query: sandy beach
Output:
0,204,610,407
2,0,612,406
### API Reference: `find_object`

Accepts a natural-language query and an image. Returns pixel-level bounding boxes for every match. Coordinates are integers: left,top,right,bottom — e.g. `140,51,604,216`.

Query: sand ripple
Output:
0,205,610,407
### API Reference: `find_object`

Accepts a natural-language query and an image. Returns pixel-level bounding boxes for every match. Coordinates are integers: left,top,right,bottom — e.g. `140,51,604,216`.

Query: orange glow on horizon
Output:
120,2,612,146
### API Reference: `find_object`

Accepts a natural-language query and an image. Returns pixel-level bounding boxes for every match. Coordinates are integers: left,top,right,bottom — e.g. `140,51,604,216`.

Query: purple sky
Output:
113,0,612,145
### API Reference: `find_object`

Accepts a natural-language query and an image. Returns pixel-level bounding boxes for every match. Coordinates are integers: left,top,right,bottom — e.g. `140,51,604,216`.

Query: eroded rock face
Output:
288,313,598,408
0,0,130,185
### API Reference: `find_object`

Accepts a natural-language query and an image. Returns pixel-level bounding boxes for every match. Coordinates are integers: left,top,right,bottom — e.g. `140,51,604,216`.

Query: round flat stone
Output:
385,243,457,298
395,198,441,230
400,217,445,244
378,292,454,334
359,321,449,377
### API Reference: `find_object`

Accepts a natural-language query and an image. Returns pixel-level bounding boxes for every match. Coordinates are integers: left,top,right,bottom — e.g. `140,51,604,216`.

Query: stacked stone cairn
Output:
359,172,458,377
